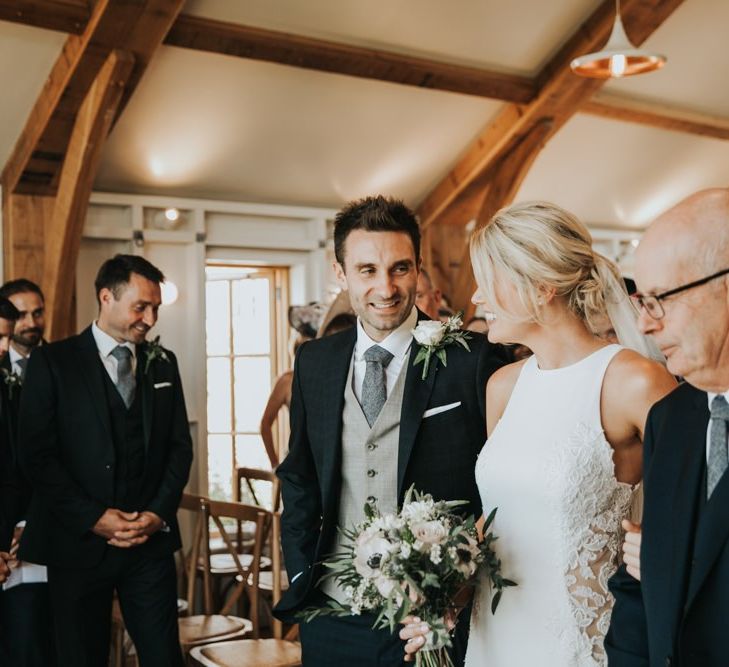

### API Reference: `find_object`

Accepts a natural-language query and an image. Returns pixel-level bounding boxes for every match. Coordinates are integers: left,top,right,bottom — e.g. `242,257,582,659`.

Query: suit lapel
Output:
137,344,153,452
76,327,113,442
685,390,729,609
397,310,437,497
662,387,707,625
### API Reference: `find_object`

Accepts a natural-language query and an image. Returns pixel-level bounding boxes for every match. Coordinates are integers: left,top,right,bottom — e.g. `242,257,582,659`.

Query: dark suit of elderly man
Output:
606,189,729,667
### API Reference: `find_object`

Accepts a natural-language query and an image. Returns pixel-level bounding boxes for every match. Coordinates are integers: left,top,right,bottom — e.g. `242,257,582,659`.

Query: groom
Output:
275,196,506,666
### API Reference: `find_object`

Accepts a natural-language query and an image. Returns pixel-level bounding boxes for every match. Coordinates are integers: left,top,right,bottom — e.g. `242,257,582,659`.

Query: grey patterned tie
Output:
16,357,28,381
111,345,135,409
361,345,394,427
708,395,729,499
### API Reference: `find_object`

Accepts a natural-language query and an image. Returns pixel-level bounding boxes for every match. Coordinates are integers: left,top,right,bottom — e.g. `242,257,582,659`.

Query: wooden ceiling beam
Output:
163,15,536,104
0,0,89,34
416,0,686,230
1,0,183,196
582,92,729,141
44,49,134,340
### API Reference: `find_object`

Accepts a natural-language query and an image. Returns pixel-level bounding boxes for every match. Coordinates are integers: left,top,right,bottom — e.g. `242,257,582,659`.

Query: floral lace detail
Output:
547,422,634,665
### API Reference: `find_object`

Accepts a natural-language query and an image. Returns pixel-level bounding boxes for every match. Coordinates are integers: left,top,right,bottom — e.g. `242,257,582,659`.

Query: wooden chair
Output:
235,466,280,512
188,541,300,667
188,639,301,667
236,468,288,633
178,496,267,658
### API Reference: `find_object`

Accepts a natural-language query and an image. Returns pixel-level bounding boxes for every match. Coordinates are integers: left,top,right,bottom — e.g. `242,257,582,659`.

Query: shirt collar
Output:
707,390,729,409
355,307,418,361
9,346,26,365
92,321,136,359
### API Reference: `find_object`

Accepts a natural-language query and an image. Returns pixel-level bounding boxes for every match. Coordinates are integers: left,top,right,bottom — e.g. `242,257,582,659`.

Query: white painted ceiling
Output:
1,0,728,228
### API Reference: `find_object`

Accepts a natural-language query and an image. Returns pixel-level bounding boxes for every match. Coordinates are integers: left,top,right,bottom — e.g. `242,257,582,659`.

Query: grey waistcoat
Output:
321,352,409,603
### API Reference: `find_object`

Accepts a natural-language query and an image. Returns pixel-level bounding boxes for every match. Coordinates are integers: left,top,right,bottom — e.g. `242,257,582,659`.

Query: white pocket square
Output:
154,382,172,389
423,401,461,419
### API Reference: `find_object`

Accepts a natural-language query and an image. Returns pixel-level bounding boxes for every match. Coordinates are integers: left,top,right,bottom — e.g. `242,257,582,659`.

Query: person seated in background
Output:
465,316,489,334
260,299,357,468
415,268,441,320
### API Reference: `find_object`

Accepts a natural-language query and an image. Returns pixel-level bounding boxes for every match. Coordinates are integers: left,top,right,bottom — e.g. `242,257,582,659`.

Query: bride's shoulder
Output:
485,360,529,432
603,348,677,411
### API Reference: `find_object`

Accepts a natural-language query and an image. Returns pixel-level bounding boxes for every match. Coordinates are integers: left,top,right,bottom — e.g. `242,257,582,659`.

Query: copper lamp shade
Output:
571,2,666,79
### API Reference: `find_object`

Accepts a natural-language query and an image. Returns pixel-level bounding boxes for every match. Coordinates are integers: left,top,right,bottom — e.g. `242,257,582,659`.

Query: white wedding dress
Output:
466,344,634,666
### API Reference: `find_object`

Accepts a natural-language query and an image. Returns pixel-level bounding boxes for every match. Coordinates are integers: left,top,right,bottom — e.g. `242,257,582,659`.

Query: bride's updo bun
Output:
470,200,622,332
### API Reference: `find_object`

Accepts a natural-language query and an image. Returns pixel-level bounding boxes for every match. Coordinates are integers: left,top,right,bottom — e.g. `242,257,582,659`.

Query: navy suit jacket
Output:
606,382,729,666
18,327,193,568
274,311,507,620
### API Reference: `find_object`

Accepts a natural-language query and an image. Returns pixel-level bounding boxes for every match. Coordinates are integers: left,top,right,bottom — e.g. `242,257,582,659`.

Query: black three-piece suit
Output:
18,326,193,666
606,382,729,666
275,312,506,665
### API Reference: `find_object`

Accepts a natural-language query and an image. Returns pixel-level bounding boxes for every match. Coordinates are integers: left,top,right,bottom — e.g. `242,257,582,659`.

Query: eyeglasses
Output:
630,267,729,320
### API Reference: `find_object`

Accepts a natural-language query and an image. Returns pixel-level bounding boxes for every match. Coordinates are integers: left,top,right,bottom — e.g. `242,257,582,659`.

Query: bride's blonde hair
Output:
470,200,623,332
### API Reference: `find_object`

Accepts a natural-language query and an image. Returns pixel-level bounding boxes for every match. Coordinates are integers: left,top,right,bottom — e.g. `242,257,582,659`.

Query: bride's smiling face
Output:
471,269,536,345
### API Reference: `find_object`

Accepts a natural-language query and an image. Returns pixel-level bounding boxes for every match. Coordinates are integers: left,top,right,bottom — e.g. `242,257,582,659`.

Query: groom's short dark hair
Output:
95,254,165,304
333,195,420,266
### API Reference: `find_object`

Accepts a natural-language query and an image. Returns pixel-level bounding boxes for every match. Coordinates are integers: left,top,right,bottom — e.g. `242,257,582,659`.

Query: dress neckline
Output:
530,343,620,375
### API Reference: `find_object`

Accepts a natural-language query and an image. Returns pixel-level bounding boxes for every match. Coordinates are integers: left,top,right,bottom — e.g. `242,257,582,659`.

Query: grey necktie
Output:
708,395,729,499
16,357,28,381
111,345,135,409
361,345,394,427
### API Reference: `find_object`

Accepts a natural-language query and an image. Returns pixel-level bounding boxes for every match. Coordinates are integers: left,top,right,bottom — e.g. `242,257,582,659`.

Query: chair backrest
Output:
198,498,268,618
236,466,281,512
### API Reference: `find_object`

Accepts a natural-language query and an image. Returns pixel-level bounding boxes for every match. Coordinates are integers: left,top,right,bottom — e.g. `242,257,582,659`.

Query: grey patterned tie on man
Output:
708,395,729,499
16,357,28,381
361,345,394,427
111,345,135,408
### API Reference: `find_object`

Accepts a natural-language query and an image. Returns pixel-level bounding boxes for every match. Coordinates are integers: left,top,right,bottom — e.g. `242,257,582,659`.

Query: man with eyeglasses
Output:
606,188,729,667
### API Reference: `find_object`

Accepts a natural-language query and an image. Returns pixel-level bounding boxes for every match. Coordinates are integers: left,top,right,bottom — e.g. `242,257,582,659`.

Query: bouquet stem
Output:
415,647,454,667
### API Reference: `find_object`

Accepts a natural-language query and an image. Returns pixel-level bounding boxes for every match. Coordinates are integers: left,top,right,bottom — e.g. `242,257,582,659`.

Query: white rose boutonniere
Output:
144,336,170,374
411,313,471,380
1,368,22,400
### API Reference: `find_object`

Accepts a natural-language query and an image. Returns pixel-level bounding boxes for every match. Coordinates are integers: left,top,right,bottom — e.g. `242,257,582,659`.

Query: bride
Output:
402,201,675,665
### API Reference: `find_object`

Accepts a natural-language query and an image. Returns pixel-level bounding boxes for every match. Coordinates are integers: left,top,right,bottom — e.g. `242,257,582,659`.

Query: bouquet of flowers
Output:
301,487,515,667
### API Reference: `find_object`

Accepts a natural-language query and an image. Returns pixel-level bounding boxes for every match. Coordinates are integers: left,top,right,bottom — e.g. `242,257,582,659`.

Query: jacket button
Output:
367,442,377,451
367,495,377,504
665,657,672,667
105,464,112,470
367,469,376,478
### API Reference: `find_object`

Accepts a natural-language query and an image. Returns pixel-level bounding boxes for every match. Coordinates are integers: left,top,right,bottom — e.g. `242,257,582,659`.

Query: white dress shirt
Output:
706,389,729,464
351,307,418,402
9,346,29,376
91,321,136,383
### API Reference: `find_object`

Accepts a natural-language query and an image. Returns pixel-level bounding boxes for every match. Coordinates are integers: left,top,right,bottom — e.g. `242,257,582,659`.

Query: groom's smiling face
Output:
335,230,418,342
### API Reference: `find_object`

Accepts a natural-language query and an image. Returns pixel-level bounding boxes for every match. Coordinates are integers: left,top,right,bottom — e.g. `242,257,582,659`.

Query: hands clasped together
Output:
92,508,163,548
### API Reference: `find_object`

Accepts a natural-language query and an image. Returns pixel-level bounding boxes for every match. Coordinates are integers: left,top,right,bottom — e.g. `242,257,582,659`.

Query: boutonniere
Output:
411,313,471,380
1,368,22,399
143,336,170,374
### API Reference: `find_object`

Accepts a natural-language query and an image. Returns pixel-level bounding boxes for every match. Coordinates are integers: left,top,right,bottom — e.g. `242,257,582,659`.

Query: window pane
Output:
208,434,233,500
207,357,232,433
235,434,272,473
232,278,270,355
234,357,270,433
206,280,230,355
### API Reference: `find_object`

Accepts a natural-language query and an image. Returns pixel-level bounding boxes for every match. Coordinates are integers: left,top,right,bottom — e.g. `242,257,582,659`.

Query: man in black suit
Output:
275,196,505,666
606,188,729,666
0,296,22,660
0,278,55,666
19,254,193,666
